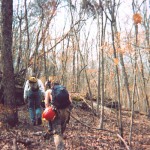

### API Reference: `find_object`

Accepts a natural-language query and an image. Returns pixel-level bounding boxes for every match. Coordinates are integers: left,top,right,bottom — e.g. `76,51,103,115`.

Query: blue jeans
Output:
28,90,42,123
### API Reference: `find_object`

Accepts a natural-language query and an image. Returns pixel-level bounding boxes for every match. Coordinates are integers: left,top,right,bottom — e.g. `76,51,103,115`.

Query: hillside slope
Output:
0,103,150,150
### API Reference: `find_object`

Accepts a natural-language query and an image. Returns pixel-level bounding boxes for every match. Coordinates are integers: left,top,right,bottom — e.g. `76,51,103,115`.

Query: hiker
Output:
24,73,45,126
45,76,52,90
41,76,53,109
44,80,72,150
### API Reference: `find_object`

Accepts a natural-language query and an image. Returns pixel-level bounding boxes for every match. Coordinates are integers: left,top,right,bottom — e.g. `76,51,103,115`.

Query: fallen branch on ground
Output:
70,113,130,150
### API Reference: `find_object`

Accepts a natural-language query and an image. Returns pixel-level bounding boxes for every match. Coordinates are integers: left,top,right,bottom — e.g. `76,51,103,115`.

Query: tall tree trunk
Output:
1,0,18,127
52,38,57,76
72,25,93,107
42,30,47,77
129,24,138,146
119,53,131,109
34,14,43,73
110,0,123,140
72,39,76,92
143,0,150,117
111,22,123,138
24,0,30,72
138,47,150,117
96,4,107,128
100,12,107,129
96,5,101,113
16,12,23,72
61,35,70,86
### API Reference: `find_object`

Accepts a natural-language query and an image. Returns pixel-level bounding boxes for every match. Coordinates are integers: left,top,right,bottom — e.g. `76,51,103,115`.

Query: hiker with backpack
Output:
45,76,52,90
24,73,45,126
43,80,72,149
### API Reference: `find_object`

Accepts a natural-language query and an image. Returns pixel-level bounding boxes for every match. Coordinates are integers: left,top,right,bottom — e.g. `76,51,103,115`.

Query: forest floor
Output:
0,101,150,150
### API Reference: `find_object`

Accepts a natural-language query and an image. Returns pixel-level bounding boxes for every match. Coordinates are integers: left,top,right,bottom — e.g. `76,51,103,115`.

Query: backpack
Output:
29,81,39,91
51,85,71,109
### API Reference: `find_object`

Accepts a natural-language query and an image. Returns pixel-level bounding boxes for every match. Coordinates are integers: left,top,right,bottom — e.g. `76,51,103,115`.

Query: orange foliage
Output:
133,13,142,24
114,58,119,65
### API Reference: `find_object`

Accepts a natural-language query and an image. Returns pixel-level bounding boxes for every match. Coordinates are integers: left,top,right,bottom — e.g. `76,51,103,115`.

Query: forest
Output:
0,0,150,150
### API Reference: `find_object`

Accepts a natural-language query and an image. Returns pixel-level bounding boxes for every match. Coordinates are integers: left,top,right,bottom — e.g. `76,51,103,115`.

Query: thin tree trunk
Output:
109,0,123,141
73,28,93,108
129,22,138,147
42,30,47,77
96,5,101,113
119,53,131,109
34,12,43,73
99,8,107,129
16,8,24,72
72,39,76,92
138,48,150,117
24,0,30,71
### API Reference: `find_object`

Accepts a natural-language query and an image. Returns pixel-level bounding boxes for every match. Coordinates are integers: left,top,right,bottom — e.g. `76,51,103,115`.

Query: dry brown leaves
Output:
0,104,150,150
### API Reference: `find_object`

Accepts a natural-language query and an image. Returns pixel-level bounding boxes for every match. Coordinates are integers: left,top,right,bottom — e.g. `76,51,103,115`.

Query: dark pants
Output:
28,90,42,123
49,107,71,150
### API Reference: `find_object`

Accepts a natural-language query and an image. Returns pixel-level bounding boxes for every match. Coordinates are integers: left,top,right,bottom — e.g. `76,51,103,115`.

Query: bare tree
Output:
106,0,123,140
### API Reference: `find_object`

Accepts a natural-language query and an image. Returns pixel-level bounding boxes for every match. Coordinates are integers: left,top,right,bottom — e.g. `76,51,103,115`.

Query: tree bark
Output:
109,0,123,140
1,0,18,127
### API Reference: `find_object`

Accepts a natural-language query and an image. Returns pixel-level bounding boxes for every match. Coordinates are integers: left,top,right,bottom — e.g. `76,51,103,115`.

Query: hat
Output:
29,77,37,83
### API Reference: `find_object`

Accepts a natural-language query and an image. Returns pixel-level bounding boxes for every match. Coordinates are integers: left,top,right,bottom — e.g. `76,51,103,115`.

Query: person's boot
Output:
43,130,53,140
37,118,42,125
54,134,64,150
48,121,53,131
